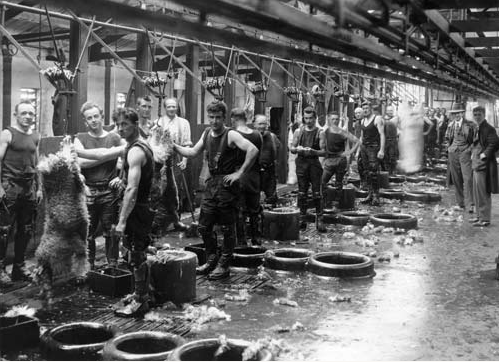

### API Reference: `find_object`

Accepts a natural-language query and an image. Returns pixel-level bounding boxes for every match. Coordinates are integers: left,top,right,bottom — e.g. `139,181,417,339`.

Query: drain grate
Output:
90,311,192,336
196,272,269,290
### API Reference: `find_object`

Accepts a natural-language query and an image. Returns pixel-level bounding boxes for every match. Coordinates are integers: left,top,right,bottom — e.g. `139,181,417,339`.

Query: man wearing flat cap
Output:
445,102,476,213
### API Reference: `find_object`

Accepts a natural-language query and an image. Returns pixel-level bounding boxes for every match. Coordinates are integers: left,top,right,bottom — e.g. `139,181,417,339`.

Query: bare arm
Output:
73,137,115,168
228,130,258,175
289,129,301,154
174,131,205,158
75,143,125,161
0,130,12,199
116,147,144,232
341,129,360,156
376,117,385,158
423,117,434,136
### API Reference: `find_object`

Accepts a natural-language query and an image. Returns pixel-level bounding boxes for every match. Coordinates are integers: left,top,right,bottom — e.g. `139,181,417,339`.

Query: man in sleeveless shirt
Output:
0,101,42,286
382,105,400,175
320,112,360,203
149,98,191,237
445,103,475,212
254,114,280,206
231,108,263,246
75,108,155,315
359,101,385,206
173,101,258,280
290,106,327,232
74,102,125,270
353,107,367,188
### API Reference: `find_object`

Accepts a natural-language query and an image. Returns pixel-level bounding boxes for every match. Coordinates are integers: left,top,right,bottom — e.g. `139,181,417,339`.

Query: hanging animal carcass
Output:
34,140,89,304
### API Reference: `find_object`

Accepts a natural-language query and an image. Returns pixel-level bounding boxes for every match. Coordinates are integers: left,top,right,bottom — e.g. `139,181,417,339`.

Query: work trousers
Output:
472,171,491,222
260,165,278,205
383,139,399,175
151,159,181,235
86,186,119,265
359,144,380,194
0,178,36,266
322,156,347,191
448,150,473,209
296,156,323,215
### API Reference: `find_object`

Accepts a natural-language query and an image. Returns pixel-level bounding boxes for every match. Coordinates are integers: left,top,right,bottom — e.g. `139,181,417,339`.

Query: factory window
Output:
116,93,127,108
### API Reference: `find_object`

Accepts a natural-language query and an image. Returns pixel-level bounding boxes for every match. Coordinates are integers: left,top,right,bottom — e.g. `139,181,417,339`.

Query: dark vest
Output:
2,126,39,181
237,129,262,172
324,128,346,157
361,115,380,146
204,127,240,175
297,126,321,159
123,138,153,204
76,132,121,185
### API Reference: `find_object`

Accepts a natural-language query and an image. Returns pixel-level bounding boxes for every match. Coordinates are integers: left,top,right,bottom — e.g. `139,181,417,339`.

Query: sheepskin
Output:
35,142,89,279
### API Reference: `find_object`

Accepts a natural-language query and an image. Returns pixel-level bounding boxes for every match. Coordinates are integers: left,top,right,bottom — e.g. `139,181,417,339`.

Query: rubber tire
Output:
337,211,371,226
264,248,313,271
427,176,446,186
168,338,272,361
404,191,442,202
369,213,418,229
103,331,185,361
306,251,375,279
232,246,267,268
262,208,300,241
388,175,406,183
405,175,427,183
355,189,369,198
41,322,118,361
379,188,404,200
306,210,338,224
184,243,206,266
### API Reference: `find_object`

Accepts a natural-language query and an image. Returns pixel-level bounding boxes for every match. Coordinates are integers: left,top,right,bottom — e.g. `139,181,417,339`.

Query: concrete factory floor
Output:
2,178,499,360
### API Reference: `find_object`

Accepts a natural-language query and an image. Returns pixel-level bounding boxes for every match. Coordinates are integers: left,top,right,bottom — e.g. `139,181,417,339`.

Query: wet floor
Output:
3,177,499,360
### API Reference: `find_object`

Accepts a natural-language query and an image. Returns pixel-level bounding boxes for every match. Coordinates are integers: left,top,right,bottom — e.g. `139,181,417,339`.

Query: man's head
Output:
441,108,447,115
327,112,340,127
206,100,227,132
114,108,139,141
254,114,268,134
302,106,317,127
361,101,372,118
230,108,247,127
14,101,36,130
81,101,104,133
472,106,486,125
137,96,152,120
385,105,395,118
429,108,436,117
164,98,178,119
354,107,363,120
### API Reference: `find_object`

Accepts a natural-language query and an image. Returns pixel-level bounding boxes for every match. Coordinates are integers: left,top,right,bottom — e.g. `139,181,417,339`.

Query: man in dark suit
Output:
470,106,499,227
446,103,475,212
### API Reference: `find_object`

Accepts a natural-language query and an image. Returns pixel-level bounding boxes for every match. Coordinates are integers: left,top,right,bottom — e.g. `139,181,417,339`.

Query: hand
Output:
377,150,384,160
177,159,187,170
36,189,43,204
115,222,126,237
223,171,242,186
109,177,125,191
480,153,487,160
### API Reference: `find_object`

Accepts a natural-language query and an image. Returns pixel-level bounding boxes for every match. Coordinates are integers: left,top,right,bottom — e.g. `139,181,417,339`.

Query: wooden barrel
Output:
262,207,300,241
149,250,197,304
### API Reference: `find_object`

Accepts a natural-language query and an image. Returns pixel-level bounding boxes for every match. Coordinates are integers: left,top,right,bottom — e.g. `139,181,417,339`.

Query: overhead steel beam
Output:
0,0,495,98
420,0,499,9
12,29,69,43
450,19,499,33
465,37,499,47
475,49,499,58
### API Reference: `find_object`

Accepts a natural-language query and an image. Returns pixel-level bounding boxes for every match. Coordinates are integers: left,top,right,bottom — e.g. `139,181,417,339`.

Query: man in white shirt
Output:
149,98,192,235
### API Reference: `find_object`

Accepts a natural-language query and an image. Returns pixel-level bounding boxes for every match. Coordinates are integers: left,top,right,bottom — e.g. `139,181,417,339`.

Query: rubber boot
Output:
0,261,12,288
299,213,307,230
314,198,326,232
105,235,119,268
235,212,247,246
249,213,262,246
208,224,234,280
116,262,150,317
196,253,219,275
11,263,32,282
